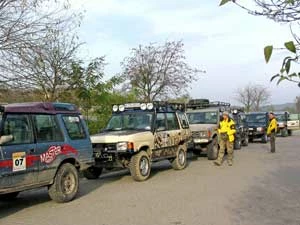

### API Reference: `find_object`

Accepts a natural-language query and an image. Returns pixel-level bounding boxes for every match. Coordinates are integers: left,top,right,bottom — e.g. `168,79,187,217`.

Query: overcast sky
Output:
70,0,300,105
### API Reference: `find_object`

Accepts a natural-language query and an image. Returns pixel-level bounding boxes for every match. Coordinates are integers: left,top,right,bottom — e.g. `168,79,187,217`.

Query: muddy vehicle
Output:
186,99,230,160
287,113,300,134
0,102,93,202
86,102,191,181
275,111,290,137
231,108,249,150
246,112,269,143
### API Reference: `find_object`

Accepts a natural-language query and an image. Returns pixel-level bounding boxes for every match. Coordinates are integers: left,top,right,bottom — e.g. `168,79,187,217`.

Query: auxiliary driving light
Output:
119,105,125,112
112,105,118,112
147,103,154,110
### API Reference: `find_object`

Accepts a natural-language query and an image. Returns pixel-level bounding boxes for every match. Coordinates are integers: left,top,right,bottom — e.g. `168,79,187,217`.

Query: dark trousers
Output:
270,132,276,153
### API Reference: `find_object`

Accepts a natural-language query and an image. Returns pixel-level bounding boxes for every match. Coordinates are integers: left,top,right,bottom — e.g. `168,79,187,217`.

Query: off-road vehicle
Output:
186,99,230,160
86,102,191,181
0,102,93,202
246,112,269,143
230,107,249,150
275,111,290,137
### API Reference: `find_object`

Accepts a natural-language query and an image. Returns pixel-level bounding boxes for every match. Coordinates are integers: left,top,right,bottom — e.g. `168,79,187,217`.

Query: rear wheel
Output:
281,128,288,137
83,166,103,179
171,145,187,170
48,163,79,203
0,192,19,201
129,151,151,181
207,138,219,160
288,130,292,136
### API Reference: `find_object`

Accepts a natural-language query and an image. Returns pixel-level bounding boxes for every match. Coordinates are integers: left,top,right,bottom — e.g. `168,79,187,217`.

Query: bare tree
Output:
235,83,270,112
121,41,204,101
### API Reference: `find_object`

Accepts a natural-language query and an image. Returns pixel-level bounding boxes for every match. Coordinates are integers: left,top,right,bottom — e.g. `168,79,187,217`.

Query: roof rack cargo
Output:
187,99,230,109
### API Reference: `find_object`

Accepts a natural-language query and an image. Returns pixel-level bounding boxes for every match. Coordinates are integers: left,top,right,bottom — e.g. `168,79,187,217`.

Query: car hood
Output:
91,130,152,143
247,123,266,128
189,123,217,132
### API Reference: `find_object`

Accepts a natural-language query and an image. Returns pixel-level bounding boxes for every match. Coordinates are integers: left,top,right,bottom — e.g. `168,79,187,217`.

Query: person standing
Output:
214,111,236,166
267,112,277,153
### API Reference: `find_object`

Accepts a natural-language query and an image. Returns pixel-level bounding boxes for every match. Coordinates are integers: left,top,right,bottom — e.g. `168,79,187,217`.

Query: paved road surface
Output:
1,131,300,225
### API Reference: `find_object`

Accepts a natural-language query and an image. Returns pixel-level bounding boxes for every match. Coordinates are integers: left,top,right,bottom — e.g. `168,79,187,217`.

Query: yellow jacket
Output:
267,118,277,135
218,118,236,142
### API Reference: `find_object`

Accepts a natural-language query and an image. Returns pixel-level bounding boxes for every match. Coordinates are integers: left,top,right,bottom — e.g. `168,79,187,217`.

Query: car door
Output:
153,112,168,159
0,113,38,189
32,114,65,184
165,112,181,156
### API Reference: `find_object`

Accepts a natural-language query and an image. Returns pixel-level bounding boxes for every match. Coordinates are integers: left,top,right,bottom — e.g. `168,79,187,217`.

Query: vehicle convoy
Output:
86,102,191,181
246,112,269,143
0,102,93,202
186,99,230,160
230,107,249,150
275,111,290,137
287,113,300,133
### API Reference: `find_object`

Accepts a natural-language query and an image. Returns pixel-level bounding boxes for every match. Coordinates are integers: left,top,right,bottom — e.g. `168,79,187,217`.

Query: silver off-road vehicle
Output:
186,99,230,160
85,102,191,181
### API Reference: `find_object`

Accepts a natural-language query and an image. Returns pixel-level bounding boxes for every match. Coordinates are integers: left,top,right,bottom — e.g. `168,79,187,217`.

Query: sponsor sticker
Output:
40,146,62,164
12,152,26,172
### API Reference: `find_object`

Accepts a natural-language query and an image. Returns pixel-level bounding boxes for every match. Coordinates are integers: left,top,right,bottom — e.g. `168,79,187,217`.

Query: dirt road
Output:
1,131,300,225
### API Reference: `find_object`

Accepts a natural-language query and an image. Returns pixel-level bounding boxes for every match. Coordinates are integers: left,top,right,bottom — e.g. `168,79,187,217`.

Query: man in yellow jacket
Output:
267,112,277,153
214,111,236,166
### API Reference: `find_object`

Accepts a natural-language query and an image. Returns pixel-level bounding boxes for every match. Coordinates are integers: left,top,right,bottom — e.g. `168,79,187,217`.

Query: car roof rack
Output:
231,106,245,114
187,99,230,110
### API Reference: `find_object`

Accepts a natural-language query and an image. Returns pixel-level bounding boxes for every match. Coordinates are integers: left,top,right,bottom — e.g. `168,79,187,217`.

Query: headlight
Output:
116,142,134,151
200,131,208,137
257,127,264,132
116,142,128,151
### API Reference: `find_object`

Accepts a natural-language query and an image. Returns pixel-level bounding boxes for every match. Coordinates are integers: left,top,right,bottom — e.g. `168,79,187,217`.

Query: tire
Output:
207,138,219,160
129,151,151,182
242,135,249,146
48,163,79,203
83,166,103,179
234,137,241,150
281,128,288,137
288,130,292,136
0,192,19,201
261,134,268,143
171,145,187,170
249,137,253,143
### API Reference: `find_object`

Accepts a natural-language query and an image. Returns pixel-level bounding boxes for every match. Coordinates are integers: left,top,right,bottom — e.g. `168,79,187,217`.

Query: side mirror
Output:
0,135,13,145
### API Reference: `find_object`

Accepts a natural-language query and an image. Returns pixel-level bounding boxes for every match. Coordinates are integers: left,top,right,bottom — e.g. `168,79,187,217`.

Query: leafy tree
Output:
235,83,271,111
219,0,300,86
121,41,204,101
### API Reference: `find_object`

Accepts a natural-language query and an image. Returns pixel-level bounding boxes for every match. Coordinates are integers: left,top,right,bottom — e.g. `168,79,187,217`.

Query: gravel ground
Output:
1,131,300,225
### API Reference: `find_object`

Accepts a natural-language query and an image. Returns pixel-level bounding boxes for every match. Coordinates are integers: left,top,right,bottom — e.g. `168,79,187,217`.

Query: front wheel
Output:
234,137,242,150
242,135,249,146
171,145,187,170
129,151,151,182
83,166,103,179
207,138,219,160
48,163,79,203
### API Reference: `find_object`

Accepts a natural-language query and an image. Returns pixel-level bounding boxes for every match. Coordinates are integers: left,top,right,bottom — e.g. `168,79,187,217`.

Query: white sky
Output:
69,0,300,105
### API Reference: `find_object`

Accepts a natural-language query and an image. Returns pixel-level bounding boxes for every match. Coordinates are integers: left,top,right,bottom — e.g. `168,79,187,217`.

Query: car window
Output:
166,113,180,130
178,112,189,129
62,115,86,140
34,114,64,142
2,114,34,145
155,113,166,131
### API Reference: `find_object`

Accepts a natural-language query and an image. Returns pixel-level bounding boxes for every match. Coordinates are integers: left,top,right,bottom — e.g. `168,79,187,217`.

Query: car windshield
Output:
276,114,286,122
246,114,266,124
105,112,153,131
187,111,218,124
289,114,299,120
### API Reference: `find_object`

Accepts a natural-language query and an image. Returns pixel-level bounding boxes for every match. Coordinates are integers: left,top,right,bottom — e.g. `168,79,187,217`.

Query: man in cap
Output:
267,112,277,153
214,111,236,166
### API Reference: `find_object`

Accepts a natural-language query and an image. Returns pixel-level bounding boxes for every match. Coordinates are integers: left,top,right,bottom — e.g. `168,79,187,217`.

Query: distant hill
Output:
260,103,296,112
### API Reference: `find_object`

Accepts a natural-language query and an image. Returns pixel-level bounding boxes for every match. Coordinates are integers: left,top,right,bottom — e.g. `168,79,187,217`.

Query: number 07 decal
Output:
12,152,26,172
